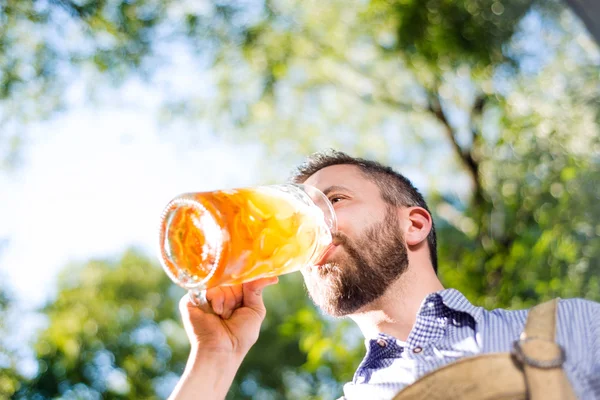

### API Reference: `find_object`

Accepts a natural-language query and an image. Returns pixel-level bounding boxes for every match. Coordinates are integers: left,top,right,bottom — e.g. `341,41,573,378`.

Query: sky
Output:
0,77,273,378
0,82,266,309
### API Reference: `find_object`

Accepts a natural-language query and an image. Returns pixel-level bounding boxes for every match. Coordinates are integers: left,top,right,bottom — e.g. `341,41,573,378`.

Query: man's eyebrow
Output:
322,185,353,196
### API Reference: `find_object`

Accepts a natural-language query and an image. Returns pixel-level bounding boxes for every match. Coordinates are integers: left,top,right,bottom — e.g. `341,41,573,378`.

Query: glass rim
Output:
292,183,337,234
158,196,222,290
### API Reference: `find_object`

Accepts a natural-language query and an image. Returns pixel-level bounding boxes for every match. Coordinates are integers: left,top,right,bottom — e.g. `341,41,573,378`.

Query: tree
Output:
438,49,600,307
16,250,362,399
0,281,23,399
0,0,171,168
15,250,187,399
564,0,600,44
0,0,588,169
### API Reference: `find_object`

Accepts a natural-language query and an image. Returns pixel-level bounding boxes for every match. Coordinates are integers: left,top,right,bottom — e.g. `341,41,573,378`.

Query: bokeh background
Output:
0,0,598,399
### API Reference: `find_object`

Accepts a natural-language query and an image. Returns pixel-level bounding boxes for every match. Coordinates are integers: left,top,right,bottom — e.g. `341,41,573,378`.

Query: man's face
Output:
301,164,409,317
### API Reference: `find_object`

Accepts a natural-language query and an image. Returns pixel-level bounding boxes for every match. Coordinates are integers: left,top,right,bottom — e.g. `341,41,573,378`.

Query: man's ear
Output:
402,207,432,246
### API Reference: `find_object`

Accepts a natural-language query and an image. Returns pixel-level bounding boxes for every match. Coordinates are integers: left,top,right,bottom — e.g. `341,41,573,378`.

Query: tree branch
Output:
564,0,600,46
427,92,484,206
470,94,486,144
301,32,422,114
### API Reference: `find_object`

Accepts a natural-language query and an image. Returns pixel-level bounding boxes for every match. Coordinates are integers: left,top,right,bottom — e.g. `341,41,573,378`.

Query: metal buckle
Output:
512,337,565,369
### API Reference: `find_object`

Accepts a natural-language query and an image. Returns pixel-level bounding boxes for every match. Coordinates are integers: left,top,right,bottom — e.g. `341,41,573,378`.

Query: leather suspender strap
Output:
514,298,577,400
391,353,527,400
392,298,577,400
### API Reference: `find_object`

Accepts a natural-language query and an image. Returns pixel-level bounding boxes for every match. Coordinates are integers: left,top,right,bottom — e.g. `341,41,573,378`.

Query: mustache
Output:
331,231,364,263
332,232,351,246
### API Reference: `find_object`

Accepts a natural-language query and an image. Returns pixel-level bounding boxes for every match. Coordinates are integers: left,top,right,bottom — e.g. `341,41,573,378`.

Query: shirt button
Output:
376,339,388,348
427,302,435,308
413,346,423,354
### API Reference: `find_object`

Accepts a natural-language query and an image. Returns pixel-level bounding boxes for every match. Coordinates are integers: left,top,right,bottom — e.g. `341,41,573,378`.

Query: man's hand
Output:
180,277,279,357
169,277,278,400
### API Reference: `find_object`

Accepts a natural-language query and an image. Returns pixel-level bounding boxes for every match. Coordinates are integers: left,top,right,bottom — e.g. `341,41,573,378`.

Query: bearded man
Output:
168,151,600,400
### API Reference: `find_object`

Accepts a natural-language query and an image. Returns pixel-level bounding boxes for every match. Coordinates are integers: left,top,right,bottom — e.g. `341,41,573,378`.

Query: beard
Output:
303,207,409,317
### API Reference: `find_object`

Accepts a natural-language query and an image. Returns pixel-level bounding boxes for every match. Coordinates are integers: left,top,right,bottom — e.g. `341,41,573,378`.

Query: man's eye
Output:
329,196,344,204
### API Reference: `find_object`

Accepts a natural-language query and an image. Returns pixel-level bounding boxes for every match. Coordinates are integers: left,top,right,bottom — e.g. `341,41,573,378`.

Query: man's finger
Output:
222,286,239,319
188,290,216,315
232,284,244,309
241,277,279,316
206,287,225,315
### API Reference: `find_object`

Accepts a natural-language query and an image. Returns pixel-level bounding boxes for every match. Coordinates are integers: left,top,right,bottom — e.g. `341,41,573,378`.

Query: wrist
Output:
170,349,243,400
188,346,245,370
171,347,244,400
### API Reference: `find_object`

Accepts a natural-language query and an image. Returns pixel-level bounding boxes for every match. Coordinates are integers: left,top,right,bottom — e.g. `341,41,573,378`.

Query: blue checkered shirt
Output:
342,289,600,399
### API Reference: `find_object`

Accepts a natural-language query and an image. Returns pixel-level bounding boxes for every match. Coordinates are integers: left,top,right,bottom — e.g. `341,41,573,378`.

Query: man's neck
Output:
349,266,444,342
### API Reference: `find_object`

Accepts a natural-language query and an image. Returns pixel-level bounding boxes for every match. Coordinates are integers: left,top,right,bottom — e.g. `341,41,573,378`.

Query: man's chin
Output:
317,298,359,318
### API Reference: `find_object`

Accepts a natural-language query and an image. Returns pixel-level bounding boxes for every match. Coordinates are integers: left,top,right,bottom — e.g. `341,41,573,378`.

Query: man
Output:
169,150,600,400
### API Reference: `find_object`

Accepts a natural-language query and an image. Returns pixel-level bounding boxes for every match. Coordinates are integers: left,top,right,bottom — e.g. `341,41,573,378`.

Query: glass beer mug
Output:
158,184,336,301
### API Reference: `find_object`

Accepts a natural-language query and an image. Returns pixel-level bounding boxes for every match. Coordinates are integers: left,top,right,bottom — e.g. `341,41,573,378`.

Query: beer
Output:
159,184,335,290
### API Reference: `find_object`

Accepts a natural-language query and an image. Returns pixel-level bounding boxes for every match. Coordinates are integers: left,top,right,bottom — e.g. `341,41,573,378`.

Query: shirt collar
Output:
362,288,484,344
432,288,484,324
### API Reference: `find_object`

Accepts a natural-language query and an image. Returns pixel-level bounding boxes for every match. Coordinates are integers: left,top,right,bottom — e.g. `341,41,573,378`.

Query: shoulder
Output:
478,297,599,353
553,298,600,393
485,304,529,323
486,298,600,325
556,297,600,330
487,297,599,317
557,297,600,311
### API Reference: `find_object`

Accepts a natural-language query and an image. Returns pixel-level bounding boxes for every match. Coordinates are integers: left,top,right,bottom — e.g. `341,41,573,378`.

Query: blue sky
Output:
0,78,267,309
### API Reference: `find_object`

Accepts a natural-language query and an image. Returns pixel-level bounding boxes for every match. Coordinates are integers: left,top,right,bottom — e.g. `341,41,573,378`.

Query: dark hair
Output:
291,150,438,273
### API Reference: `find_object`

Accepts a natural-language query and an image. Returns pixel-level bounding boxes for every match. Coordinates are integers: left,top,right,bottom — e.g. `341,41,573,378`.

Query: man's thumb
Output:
242,277,279,314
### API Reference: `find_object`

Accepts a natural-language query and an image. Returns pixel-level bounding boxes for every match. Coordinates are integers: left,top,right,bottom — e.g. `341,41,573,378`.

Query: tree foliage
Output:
0,283,22,399
15,250,187,399
14,250,361,399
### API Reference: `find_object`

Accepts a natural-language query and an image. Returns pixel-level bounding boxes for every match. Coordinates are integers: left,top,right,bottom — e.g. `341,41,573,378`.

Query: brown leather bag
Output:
393,299,577,400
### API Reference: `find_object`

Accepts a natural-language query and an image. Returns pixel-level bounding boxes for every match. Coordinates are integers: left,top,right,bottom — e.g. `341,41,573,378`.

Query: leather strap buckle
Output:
513,337,565,369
